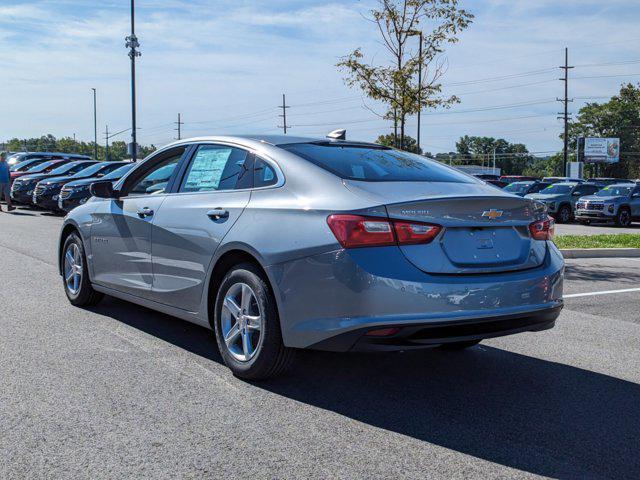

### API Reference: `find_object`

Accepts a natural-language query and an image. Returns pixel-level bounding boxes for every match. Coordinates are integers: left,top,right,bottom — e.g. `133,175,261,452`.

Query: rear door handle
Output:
207,208,229,220
137,207,154,218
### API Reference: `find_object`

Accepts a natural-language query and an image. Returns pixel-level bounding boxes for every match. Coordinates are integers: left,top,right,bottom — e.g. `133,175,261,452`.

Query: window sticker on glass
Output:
184,147,233,191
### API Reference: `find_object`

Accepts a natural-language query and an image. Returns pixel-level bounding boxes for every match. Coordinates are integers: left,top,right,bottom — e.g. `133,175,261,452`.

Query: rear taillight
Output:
327,214,441,248
529,217,555,241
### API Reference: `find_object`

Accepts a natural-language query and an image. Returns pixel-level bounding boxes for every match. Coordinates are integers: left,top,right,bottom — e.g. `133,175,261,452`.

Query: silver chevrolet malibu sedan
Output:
58,135,564,379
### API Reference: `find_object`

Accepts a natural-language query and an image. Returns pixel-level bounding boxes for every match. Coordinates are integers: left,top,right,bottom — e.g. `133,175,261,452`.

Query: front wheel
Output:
214,263,295,380
557,205,572,224
615,207,632,227
62,233,104,306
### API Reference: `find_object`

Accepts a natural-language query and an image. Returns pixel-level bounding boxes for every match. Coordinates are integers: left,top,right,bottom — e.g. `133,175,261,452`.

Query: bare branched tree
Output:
338,0,473,149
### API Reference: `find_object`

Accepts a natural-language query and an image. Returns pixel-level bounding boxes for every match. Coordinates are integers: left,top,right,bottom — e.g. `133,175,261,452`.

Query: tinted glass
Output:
180,145,250,193
596,186,632,197
129,154,182,195
254,158,278,188
48,162,89,176
280,142,474,183
71,163,106,178
504,182,532,194
102,164,135,180
542,184,573,194
25,160,61,173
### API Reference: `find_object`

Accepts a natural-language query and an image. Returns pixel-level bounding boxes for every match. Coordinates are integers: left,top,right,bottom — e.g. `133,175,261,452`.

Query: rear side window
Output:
254,158,278,188
180,145,251,193
280,142,474,183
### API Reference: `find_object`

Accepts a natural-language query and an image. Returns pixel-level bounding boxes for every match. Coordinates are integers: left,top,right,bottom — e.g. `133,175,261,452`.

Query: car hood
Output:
39,175,79,186
64,177,112,188
525,193,565,201
15,173,53,183
579,195,625,202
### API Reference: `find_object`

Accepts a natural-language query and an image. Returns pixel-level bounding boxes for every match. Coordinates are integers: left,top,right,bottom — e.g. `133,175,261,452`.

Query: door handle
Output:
137,207,154,218
207,208,229,220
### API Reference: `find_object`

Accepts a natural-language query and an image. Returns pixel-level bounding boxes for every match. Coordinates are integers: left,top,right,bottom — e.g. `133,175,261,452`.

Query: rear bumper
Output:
267,242,564,351
310,305,561,352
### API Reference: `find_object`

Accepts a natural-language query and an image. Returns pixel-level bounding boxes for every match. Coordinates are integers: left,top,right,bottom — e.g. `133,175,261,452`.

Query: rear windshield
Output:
280,142,474,183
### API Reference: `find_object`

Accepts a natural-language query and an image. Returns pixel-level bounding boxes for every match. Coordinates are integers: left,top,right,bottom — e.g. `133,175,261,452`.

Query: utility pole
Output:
92,88,98,160
104,125,110,161
557,47,574,176
125,0,141,162
278,94,290,134
493,148,496,174
174,113,183,140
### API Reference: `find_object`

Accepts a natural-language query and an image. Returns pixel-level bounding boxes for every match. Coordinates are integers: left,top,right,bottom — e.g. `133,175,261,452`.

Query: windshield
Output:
102,163,134,180
24,160,60,173
595,186,632,197
504,182,532,194
280,142,475,183
49,162,85,176
72,163,107,178
10,160,35,172
541,184,573,194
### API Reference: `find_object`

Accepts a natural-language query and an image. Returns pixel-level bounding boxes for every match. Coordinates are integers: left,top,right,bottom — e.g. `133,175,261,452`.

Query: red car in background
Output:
10,159,70,183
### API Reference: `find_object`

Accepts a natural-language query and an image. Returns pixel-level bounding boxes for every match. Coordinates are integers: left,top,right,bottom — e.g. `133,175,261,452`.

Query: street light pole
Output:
407,30,423,153
91,88,97,160
126,0,141,162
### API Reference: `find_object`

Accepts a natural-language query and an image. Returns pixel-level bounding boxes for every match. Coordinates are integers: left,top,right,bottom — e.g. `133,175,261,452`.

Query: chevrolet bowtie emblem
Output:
482,209,504,220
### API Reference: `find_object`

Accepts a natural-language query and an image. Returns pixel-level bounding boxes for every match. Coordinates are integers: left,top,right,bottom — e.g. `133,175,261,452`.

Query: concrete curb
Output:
560,248,640,259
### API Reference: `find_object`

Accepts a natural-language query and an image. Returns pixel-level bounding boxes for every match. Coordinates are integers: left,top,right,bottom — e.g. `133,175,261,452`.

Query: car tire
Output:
557,204,572,224
62,233,104,307
214,263,295,380
438,340,482,351
615,207,631,227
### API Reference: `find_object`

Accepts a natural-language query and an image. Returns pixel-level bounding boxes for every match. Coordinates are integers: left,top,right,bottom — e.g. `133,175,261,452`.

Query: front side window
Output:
180,145,251,193
129,153,183,195
280,142,474,183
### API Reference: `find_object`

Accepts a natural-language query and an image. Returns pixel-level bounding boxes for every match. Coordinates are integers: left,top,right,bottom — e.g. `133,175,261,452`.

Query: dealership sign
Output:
583,137,620,164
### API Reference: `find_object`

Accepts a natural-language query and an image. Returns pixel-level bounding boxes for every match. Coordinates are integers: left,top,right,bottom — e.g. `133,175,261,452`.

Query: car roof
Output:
162,135,380,149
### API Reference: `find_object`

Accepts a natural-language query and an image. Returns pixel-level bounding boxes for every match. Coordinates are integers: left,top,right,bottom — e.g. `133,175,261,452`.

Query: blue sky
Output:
1,0,639,154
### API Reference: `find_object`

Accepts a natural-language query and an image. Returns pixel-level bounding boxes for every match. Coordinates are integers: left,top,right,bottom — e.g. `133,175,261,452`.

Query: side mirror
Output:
90,181,117,199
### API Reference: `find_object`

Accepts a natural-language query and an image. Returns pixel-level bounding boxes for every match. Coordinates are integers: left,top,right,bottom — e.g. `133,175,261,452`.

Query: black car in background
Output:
503,181,552,197
58,162,135,212
11,160,98,204
33,161,130,211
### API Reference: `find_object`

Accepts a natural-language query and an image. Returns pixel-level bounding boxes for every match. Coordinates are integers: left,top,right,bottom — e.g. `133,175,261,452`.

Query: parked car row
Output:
8,154,135,213
473,174,640,226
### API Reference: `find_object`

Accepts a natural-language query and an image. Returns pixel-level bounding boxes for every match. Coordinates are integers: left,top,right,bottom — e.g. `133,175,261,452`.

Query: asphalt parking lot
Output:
1,209,639,479
555,221,640,236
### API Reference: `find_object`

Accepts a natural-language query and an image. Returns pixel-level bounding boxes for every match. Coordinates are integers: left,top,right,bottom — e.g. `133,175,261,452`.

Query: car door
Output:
149,143,254,311
90,147,188,298
571,184,597,207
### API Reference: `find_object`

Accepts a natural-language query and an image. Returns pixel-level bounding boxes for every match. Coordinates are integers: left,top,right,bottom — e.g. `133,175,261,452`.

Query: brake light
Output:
529,217,555,241
327,215,395,248
327,214,441,248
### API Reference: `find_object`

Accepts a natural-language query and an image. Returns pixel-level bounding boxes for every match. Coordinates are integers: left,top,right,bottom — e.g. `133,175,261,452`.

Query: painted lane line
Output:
564,287,640,299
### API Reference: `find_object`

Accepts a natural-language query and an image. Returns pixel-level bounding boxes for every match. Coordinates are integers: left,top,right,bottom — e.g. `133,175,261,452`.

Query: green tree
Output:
338,0,473,150
2,135,156,161
376,133,422,154
455,135,533,174
567,83,640,178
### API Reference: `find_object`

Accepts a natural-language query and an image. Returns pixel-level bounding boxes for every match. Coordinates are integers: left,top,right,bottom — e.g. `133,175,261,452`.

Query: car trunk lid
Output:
343,180,548,275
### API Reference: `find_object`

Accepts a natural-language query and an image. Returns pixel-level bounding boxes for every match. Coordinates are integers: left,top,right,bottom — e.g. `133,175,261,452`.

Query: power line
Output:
557,47,574,175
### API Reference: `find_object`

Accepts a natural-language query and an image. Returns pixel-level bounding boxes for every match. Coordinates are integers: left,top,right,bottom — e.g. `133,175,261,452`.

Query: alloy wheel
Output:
620,210,631,226
64,243,83,295
560,207,571,223
220,283,264,362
